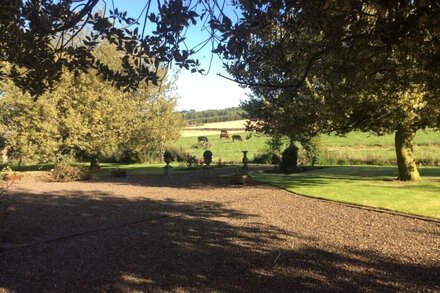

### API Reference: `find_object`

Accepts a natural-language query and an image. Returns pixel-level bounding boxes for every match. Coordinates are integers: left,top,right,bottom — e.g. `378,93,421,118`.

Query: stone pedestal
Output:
164,165,173,177
242,150,249,173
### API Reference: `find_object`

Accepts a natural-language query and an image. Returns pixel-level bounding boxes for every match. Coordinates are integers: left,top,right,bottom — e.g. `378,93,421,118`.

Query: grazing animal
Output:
232,134,242,142
198,136,208,143
220,129,229,139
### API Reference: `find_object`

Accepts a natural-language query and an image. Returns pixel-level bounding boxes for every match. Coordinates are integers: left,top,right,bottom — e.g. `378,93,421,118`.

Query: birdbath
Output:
242,150,249,173
163,150,173,177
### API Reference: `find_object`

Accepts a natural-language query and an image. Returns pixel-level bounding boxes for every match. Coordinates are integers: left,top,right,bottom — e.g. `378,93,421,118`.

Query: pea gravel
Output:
1,169,439,292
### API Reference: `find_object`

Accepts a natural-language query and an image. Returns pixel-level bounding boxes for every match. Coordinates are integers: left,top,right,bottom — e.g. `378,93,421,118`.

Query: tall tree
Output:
216,0,440,181
0,42,183,166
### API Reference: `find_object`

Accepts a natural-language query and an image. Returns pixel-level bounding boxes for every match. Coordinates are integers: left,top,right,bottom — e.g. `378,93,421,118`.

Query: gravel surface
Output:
1,169,439,292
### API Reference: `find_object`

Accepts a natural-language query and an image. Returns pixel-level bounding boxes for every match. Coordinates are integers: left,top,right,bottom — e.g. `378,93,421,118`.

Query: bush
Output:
165,146,190,163
49,162,91,182
252,152,272,164
280,145,299,173
300,137,321,166
136,149,162,164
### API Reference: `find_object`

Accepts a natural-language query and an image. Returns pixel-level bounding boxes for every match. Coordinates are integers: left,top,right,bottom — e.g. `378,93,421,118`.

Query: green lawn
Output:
252,166,440,219
174,133,271,163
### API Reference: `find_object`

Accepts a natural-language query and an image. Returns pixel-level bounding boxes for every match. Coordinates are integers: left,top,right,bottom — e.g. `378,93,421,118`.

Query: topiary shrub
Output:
49,162,91,182
280,145,299,173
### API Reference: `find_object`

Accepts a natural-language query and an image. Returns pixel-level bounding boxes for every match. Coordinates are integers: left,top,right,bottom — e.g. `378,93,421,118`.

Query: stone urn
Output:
163,150,173,177
163,151,173,166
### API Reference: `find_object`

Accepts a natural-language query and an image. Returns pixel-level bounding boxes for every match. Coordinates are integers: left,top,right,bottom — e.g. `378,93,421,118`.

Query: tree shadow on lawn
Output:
258,166,440,188
1,188,438,292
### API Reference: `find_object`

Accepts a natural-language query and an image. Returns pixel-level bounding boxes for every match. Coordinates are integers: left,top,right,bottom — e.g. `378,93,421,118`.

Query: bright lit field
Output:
176,122,440,166
252,166,440,219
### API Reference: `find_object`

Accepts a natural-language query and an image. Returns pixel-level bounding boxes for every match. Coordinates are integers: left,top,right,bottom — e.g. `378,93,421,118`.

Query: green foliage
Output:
0,0,207,95
280,145,299,173
0,41,183,166
135,149,162,164
229,1,440,180
165,146,191,163
183,107,245,125
49,162,91,182
299,137,321,166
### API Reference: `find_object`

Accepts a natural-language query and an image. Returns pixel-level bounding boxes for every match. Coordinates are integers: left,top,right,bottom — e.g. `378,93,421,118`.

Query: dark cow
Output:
220,129,229,139
232,134,242,142
198,136,208,143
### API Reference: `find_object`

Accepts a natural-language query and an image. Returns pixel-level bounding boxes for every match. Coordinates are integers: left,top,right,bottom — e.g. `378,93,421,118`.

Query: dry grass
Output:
181,120,247,137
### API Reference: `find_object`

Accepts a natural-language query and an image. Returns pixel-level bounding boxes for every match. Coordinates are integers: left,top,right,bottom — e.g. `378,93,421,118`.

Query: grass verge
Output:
11,163,190,177
93,163,189,177
252,166,440,219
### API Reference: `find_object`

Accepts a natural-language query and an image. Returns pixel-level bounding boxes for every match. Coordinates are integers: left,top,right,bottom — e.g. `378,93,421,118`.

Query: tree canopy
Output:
225,0,439,181
0,41,183,166
0,0,214,96
1,0,439,180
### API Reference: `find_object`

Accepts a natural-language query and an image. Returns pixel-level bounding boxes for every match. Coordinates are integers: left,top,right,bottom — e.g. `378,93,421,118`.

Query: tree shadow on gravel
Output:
1,188,438,292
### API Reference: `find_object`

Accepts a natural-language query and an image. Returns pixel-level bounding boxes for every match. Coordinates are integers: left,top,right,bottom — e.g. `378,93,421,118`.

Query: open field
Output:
176,121,440,166
181,119,247,137
252,166,440,219
1,169,439,291
175,133,268,163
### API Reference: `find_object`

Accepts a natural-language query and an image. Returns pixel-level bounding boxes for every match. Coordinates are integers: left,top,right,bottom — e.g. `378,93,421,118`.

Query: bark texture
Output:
395,127,420,181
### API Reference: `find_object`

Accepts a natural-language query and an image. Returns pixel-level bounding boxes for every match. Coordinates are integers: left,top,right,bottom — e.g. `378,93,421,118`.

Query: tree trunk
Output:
395,127,420,181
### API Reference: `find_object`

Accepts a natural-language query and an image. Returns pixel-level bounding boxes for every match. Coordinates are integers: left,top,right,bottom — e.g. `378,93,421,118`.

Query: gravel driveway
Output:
1,169,439,292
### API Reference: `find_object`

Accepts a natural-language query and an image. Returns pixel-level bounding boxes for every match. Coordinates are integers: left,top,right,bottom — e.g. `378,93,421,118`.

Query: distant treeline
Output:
181,107,246,125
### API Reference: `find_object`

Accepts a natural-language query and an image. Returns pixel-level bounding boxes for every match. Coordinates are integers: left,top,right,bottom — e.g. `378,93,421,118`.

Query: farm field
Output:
181,119,247,137
176,120,440,166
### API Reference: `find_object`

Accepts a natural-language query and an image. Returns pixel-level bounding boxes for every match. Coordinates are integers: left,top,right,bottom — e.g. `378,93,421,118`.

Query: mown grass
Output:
252,166,440,219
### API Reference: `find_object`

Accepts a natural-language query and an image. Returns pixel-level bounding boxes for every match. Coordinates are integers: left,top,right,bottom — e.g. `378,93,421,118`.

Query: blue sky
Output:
105,0,249,111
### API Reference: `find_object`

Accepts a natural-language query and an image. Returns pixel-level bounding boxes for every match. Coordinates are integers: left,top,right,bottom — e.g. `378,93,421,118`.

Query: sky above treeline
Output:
102,0,249,111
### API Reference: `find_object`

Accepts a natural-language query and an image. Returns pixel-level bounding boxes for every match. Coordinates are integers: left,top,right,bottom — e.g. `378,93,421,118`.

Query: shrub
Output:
165,146,190,163
300,137,321,166
136,149,162,164
252,152,272,164
49,162,91,182
280,145,299,173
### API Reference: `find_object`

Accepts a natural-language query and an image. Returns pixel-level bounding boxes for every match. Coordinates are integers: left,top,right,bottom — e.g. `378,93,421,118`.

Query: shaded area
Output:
1,174,439,292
